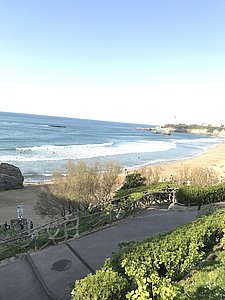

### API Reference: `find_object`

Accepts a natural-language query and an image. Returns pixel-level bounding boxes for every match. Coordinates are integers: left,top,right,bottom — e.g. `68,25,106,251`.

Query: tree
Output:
98,161,122,202
34,187,70,219
140,166,162,184
35,159,122,219
170,166,219,187
189,167,219,186
174,166,190,185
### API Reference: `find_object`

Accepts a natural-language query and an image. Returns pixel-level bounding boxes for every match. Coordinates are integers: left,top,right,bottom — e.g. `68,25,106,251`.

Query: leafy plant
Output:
179,251,225,299
71,209,225,299
71,260,128,300
120,172,147,190
176,183,225,206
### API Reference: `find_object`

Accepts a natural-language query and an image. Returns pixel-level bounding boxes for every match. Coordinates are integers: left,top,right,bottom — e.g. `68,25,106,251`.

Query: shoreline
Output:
1,141,225,226
24,139,225,186
139,141,225,182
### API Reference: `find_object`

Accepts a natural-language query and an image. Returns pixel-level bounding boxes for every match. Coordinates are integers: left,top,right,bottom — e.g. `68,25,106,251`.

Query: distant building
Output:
201,123,212,127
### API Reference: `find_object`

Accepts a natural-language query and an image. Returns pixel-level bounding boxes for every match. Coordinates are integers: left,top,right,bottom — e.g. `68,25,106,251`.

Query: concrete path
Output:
0,207,197,300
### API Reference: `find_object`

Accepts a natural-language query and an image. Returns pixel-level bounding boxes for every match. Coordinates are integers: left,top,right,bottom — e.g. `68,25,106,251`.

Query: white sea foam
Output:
1,121,21,126
174,137,223,145
2,140,176,162
2,112,224,183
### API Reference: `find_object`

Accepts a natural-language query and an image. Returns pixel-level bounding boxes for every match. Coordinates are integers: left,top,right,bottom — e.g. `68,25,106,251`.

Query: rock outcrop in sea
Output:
0,163,24,191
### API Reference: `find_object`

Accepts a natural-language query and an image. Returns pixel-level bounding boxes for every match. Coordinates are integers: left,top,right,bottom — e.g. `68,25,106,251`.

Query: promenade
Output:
0,207,197,300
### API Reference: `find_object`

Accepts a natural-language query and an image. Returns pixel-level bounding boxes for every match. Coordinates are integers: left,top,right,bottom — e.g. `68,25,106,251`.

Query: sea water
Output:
0,111,223,183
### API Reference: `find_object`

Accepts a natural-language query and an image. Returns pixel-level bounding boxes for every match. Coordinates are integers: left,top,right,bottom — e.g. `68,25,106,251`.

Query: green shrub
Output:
71,260,128,300
114,185,149,199
120,172,146,190
179,251,225,300
196,206,218,218
71,209,225,300
115,181,173,199
112,210,225,299
176,183,225,206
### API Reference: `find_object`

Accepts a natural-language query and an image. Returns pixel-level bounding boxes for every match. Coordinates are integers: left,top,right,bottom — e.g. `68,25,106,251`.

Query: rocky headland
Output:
0,163,24,191
137,124,225,137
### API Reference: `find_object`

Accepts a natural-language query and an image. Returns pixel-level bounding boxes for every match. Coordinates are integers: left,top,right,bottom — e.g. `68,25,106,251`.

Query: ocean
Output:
0,111,223,183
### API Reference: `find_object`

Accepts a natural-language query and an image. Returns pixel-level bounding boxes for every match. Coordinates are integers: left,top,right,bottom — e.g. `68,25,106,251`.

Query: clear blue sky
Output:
0,0,225,125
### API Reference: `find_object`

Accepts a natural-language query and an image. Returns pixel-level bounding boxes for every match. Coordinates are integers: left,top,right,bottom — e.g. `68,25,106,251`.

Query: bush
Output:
120,172,146,190
176,183,225,206
71,260,128,300
196,206,218,218
71,209,225,300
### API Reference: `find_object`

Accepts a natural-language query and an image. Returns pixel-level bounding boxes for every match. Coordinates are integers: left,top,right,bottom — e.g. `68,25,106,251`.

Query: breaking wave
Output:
1,140,176,162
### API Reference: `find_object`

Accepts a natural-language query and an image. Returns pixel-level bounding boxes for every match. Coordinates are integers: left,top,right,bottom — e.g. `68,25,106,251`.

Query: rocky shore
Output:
137,124,225,137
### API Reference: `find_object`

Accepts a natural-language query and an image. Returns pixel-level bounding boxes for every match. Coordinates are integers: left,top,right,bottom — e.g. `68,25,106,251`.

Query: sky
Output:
0,0,225,125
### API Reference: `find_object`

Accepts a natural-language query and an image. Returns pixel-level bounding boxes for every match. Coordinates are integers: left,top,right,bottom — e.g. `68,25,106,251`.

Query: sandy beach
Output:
152,142,225,182
0,185,51,226
0,141,225,226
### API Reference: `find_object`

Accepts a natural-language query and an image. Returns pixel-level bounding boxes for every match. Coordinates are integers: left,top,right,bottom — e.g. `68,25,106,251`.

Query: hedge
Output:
71,209,225,300
176,183,225,206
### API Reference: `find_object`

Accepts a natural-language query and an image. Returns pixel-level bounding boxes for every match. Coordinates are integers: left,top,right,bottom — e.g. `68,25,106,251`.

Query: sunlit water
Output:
0,111,223,183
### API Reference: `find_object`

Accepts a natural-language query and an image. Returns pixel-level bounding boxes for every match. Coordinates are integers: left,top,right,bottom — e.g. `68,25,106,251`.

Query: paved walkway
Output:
0,207,197,300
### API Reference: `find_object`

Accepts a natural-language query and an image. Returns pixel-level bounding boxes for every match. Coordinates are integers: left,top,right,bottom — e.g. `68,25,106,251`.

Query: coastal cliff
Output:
162,124,225,137
137,124,225,137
